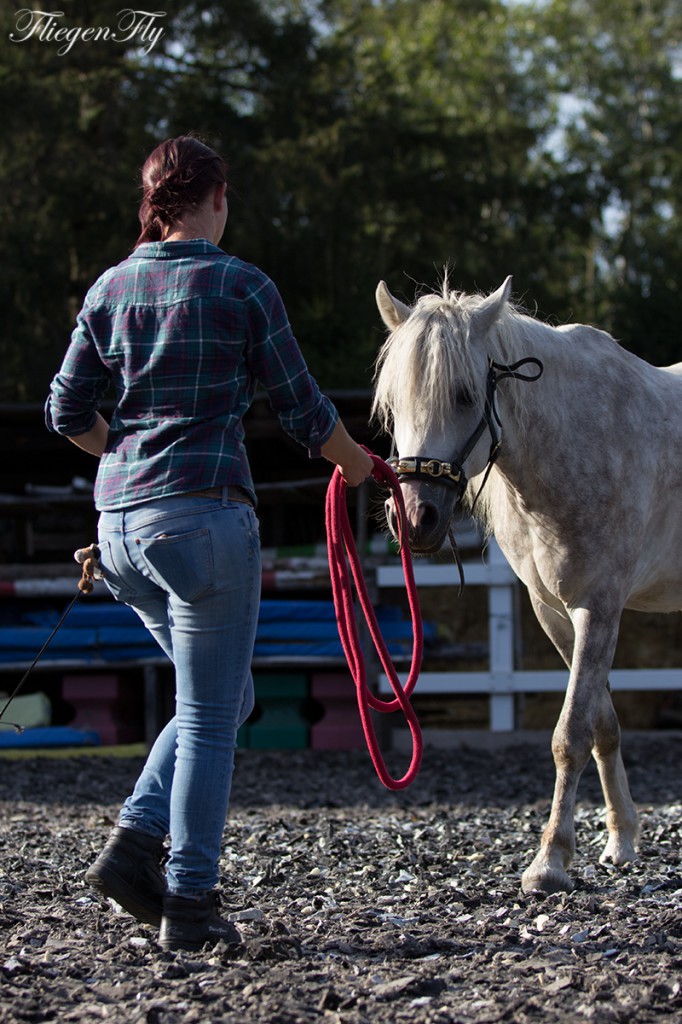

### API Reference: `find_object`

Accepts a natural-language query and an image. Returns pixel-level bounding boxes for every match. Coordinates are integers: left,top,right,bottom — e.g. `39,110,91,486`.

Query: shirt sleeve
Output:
242,270,339,457
45,297,112,437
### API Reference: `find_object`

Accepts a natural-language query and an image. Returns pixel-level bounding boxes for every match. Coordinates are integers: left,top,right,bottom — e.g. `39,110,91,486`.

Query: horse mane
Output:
372,278,631,535
372,279,538,434
372,279,626,436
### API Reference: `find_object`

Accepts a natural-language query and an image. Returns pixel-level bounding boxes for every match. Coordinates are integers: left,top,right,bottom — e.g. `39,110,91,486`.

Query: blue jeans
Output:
97,490,261,896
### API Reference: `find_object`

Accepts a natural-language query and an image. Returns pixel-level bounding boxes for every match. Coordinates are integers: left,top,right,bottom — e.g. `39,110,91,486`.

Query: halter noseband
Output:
387,456,463,487
387,356,544,504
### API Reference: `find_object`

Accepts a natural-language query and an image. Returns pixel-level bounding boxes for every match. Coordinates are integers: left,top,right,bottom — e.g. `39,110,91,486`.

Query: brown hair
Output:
136,136,227,246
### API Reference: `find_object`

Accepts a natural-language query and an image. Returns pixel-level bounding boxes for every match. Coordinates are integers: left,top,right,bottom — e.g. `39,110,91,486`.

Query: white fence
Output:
377,539,682,732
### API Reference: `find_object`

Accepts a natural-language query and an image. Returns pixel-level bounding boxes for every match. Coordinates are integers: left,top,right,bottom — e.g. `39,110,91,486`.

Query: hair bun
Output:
135,136,227,247
146,174,180,209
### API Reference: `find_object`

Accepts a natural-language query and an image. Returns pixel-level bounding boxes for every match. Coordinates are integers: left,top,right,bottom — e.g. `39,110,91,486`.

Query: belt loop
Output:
221,485,229,507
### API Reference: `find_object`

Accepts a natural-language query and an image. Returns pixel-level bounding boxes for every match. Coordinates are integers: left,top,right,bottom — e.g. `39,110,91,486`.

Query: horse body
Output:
485,343,682,616
373,276,682,893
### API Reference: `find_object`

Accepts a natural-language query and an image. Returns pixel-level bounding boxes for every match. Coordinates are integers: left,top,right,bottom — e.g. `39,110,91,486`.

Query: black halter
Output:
387,356,543,504
386,356,543,593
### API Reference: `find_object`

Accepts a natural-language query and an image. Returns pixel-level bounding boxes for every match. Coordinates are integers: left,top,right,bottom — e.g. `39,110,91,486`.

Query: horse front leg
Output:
521,594,580,892
521,699,591,893
592,684,640,867
521,605,638,894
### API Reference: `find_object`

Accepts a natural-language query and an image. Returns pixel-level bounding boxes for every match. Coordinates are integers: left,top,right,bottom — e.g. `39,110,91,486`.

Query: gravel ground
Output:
0,736,680,1024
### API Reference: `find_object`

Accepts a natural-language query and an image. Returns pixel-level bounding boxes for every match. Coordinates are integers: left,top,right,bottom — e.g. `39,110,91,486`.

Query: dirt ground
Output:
0,736,680,1024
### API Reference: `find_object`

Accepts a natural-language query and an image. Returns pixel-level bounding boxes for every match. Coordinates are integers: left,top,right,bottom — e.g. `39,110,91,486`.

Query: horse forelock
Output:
372,279,658,544
372,284,524,434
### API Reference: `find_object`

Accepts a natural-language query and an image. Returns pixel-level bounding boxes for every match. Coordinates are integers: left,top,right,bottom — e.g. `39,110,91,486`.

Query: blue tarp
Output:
0,598,433,663
0,726,99,748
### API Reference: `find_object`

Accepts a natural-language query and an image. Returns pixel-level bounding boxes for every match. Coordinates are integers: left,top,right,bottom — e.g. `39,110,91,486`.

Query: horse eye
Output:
455,386,474,407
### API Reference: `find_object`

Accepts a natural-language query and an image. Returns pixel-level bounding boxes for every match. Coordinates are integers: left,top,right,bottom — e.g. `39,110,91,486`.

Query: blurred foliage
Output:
1,0,680,400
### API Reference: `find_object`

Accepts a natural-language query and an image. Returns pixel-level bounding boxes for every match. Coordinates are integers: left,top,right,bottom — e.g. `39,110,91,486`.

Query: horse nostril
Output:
415,502,439,533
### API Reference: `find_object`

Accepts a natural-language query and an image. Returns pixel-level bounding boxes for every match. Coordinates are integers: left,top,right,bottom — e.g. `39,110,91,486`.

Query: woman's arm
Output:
321,420,374,487
243,272,374,486
66,412,109,458
46,292,112,448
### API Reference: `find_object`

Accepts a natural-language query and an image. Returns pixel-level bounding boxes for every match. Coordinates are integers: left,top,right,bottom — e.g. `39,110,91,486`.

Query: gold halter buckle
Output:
388,457,462,484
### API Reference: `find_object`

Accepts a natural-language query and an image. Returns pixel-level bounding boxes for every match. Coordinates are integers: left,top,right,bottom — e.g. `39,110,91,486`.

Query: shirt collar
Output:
130,239,222,259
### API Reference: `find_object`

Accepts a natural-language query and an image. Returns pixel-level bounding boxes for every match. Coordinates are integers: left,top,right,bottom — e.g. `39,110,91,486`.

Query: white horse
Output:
372,275,682,894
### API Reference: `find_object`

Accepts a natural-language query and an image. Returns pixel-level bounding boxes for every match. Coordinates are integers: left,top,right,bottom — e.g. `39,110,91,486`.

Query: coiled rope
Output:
325,452,423,790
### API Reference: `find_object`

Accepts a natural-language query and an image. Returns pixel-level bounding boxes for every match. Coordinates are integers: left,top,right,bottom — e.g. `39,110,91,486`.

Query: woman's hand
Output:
339,445,375,487
321,421,375,487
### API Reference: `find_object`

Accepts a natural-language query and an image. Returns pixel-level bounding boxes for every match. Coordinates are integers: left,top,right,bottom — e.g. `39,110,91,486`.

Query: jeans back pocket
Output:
138,528,215,603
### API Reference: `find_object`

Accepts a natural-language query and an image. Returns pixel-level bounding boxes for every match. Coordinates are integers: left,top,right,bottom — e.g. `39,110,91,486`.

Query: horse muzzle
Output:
385,481,460,554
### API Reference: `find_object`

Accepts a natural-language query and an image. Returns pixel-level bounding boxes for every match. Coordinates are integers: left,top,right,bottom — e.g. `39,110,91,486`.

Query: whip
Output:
0,545,102,732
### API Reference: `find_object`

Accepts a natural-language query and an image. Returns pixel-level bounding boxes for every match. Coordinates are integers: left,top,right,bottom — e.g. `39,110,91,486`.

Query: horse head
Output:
373,276,514,552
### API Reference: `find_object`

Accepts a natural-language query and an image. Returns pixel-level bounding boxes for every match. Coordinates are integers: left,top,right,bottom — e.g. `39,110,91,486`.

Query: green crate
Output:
242,674,309,750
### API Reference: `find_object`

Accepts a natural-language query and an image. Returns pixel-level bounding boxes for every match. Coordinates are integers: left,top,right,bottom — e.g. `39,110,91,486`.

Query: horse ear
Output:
471,276,513,335
376,281,412,330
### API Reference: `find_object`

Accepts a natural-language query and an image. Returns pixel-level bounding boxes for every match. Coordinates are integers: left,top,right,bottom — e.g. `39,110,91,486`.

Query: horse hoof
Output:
599,837,638,867
521,864,574,895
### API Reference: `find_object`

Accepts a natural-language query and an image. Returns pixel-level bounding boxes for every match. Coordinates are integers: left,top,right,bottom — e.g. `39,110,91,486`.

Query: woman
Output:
45,136,374,952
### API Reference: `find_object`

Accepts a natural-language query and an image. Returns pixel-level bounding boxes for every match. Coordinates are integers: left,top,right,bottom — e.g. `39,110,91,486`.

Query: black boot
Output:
159,892,242,952
85,825,167,926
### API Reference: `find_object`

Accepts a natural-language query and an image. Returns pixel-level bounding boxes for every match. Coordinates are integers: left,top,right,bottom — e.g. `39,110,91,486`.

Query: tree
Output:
3,0,679,403
221,0,597,384
0,1,168,400
531,0,682,360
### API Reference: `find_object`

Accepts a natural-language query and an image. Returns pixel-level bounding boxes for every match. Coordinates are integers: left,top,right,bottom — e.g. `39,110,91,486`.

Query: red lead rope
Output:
325,451,424,790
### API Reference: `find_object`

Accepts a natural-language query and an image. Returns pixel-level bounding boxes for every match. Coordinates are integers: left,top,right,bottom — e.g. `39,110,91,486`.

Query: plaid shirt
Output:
45,240,339,510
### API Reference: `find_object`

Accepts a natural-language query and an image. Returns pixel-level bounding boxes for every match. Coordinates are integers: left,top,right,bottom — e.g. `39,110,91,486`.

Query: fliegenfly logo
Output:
9,8,167,56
